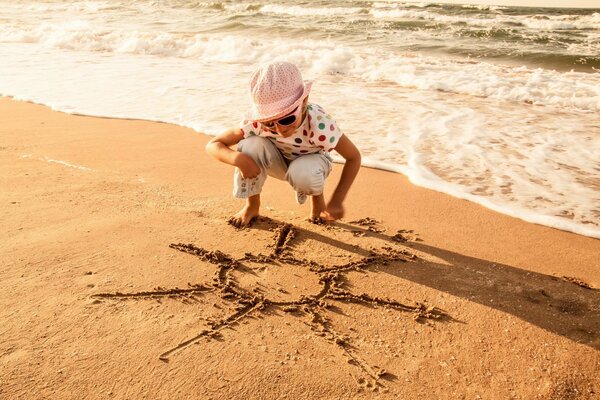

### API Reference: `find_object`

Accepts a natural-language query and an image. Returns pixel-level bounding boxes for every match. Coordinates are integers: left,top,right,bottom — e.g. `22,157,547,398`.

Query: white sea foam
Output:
369,7,600,31
20,154,94,171
462,4,507,10
222,3,258,12
23,1,116,12
360,157,600,239
44,158,94,171
1,24,599,112
369,1,432,8
259,4,366,16
369,8,476,23
507,12,600,30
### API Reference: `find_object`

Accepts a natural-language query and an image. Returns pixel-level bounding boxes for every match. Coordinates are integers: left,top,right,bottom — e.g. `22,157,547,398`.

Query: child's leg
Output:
310,194,326,221
285,154,332,220
231,136,287,226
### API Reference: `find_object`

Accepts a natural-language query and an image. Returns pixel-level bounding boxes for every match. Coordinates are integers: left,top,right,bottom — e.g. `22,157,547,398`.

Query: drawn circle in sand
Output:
232,259,323,303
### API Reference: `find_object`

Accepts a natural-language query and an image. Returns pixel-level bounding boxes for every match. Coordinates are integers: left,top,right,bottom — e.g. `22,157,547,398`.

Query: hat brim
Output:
249,81,313,123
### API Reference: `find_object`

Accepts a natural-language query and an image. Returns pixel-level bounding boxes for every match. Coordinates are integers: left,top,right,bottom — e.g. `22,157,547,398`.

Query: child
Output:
205,61,361,227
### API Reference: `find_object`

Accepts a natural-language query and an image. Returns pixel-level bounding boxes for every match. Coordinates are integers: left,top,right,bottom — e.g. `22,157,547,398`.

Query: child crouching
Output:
205,61,361,227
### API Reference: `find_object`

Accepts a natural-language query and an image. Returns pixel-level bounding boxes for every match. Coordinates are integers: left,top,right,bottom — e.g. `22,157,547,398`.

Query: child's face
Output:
263,99,307,138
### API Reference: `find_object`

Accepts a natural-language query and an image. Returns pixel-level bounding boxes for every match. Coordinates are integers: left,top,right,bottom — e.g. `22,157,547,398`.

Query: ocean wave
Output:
371,8,451,20
461,4,507,11
369,7,600,31
514,12,600,30
259,4,367,17
195,2,226,10
369,8,496,25
22,0,127,13
372,2,434,9
1,24,598,112
223,3,262,12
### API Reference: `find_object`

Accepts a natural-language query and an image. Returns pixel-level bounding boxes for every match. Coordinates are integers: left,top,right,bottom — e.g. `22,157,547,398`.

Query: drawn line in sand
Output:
158,302,262,361
91,219,449,389
561,276,596,290
91,284,213,300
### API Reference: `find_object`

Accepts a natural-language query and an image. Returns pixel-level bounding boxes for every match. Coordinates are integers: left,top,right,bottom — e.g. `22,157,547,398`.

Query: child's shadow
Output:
253,217,600,350
334,221,600,350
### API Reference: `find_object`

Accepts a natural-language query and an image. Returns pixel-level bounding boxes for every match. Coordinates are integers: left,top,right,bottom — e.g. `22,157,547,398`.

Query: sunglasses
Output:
263,106,302,130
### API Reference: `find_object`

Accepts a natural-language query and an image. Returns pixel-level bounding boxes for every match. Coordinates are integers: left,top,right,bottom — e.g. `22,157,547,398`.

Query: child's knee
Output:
237,135,270,155
286,161,326,194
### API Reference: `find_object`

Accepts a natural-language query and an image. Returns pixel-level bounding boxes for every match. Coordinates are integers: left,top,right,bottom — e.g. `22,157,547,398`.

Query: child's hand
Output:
235,153,260,179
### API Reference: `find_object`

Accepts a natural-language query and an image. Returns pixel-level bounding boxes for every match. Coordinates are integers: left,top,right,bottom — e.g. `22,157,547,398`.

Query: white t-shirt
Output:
239,103,343,161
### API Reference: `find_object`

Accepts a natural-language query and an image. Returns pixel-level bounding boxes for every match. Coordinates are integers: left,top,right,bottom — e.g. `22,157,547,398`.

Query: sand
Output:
1,97,599,399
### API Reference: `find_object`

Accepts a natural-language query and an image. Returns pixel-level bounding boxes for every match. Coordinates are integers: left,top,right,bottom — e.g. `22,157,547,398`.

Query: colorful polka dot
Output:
318,135,326,142
318,123,325,130
329,124,335,131
252,122,258,129
329,136,336,143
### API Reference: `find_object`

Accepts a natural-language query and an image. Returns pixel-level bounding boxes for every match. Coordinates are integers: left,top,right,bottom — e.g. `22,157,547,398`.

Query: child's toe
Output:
308,216,326,225
228,216,241,228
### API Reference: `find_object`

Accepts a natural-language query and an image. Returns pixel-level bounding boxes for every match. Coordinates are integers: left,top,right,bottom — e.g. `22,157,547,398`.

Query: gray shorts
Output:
233,136,333,204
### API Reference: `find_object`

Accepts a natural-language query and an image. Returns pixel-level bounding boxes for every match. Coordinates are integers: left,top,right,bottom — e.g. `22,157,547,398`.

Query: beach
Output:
1,97,599,398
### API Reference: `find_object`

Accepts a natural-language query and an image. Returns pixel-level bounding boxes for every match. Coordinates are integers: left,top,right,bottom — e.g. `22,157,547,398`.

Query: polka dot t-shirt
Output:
239,103,342,161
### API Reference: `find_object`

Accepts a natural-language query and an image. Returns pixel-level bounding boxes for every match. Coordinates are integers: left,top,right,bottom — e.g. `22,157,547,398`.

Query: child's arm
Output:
205,127,260,179
323,134,361,221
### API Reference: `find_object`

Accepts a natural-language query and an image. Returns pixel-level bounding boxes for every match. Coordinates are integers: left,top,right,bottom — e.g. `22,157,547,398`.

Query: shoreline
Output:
6,93,599,241
2,96,598,280
2,97,599,398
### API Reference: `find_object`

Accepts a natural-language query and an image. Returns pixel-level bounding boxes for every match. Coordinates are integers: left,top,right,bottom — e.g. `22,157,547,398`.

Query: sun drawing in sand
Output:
92,220,448,389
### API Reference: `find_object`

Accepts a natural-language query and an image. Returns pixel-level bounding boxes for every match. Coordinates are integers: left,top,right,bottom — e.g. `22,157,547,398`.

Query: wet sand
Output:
1,97,599,399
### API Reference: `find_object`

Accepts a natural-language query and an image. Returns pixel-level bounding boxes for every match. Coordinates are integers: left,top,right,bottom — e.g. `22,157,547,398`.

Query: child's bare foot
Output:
308,216,327,225
228,195,260,228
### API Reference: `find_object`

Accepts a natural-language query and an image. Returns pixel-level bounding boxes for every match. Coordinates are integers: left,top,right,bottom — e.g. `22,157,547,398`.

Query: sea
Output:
1,0,599,238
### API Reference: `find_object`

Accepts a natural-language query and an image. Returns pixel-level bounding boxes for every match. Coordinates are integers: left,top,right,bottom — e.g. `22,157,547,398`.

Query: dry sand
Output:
1,97,599,399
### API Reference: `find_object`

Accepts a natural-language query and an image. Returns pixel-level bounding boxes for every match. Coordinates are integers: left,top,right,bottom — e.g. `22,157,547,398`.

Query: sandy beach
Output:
1,96,599,399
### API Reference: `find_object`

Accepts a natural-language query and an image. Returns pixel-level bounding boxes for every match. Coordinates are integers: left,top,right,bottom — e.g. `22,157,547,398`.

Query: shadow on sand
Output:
252,217,600,351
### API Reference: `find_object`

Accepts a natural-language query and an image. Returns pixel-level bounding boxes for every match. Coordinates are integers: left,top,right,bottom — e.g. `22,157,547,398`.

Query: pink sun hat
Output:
248,61,313,122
